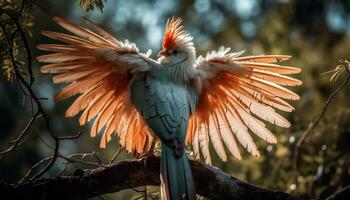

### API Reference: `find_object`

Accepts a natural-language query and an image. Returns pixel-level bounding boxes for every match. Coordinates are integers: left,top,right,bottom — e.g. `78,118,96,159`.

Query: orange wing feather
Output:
187,47,302,164
38,17,156,154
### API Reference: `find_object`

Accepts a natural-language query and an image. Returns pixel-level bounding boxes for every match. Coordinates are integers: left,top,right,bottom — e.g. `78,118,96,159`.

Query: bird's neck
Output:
159,48,197,84
166,59,196,84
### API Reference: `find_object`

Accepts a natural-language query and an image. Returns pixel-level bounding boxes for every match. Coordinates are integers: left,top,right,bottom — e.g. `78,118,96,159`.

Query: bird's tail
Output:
160,144,195,200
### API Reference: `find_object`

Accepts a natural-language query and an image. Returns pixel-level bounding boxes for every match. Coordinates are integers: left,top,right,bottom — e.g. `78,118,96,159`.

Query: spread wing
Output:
187,47,302,164
37,17,159,154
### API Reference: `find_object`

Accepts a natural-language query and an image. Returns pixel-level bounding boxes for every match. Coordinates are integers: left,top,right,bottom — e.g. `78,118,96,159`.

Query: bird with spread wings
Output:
37,17,302,200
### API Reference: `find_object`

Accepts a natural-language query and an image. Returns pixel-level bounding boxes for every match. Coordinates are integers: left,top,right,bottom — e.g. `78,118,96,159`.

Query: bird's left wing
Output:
187,47,302,164
37,17,158,154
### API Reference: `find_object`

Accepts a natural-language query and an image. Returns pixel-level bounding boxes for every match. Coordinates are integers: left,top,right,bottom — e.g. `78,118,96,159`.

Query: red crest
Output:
162,17,184,51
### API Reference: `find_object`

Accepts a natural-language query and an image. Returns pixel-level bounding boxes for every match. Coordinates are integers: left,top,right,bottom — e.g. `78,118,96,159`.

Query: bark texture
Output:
0,157,315,200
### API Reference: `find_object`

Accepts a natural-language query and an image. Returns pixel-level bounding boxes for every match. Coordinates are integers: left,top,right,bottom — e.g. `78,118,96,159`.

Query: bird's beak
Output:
158,49,167,57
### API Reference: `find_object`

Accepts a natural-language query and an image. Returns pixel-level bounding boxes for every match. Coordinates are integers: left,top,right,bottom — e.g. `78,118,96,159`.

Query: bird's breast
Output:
131,72,191,118
130,72,197,142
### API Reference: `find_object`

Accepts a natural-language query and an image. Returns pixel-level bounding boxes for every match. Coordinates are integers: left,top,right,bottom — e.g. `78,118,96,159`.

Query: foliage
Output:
2,58,15,82
0,0,35,82
79,0,106,12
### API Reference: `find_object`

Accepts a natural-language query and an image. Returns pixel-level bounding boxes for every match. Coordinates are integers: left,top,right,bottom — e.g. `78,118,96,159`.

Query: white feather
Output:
198,123,212,165
216,109,242,160
208,114,227,161
226,107,260,157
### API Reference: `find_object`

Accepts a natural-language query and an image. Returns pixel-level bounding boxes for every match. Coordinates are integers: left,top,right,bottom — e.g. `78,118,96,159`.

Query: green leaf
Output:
79,0,106,13
2,58,16,82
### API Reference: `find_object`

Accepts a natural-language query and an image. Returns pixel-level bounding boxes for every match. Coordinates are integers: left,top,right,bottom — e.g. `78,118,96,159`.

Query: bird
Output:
37,16,302,200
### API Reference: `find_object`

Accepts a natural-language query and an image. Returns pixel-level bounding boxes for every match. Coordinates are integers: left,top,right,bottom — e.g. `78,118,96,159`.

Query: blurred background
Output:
1,0,350,199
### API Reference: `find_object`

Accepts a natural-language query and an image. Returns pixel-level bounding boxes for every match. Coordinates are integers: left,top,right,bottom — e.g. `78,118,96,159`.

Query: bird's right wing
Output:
187,47,302,164
37,17,158,154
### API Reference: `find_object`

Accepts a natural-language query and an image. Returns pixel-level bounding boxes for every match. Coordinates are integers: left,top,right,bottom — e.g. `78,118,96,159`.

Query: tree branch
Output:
326,185,350,200
0,157,312,200
293,64,350,170
0,2,83,182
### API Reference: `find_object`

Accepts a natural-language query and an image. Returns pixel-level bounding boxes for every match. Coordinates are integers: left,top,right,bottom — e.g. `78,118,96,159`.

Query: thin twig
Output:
92,151,104,166
133,195,145,200
1,5,61,182
19,156,52,183
56,161,69,176
97,196,105,200
0,111,40,159
109,147,122,164
20,153,102,183
20,130,96,182
293,67,350,170
131,188,145,193
326,185,350,200
29,139,59,181
35,131,100,167
59,154,101,167
58,132,83,140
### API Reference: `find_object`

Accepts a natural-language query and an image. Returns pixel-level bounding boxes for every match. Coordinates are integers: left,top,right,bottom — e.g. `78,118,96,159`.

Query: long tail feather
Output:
160,144,196,200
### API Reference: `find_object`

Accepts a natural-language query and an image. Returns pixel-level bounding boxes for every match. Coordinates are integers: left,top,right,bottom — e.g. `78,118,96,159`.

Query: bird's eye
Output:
173,50,178,55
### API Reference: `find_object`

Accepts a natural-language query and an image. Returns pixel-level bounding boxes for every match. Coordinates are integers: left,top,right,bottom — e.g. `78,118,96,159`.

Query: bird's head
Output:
158,17,196,65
